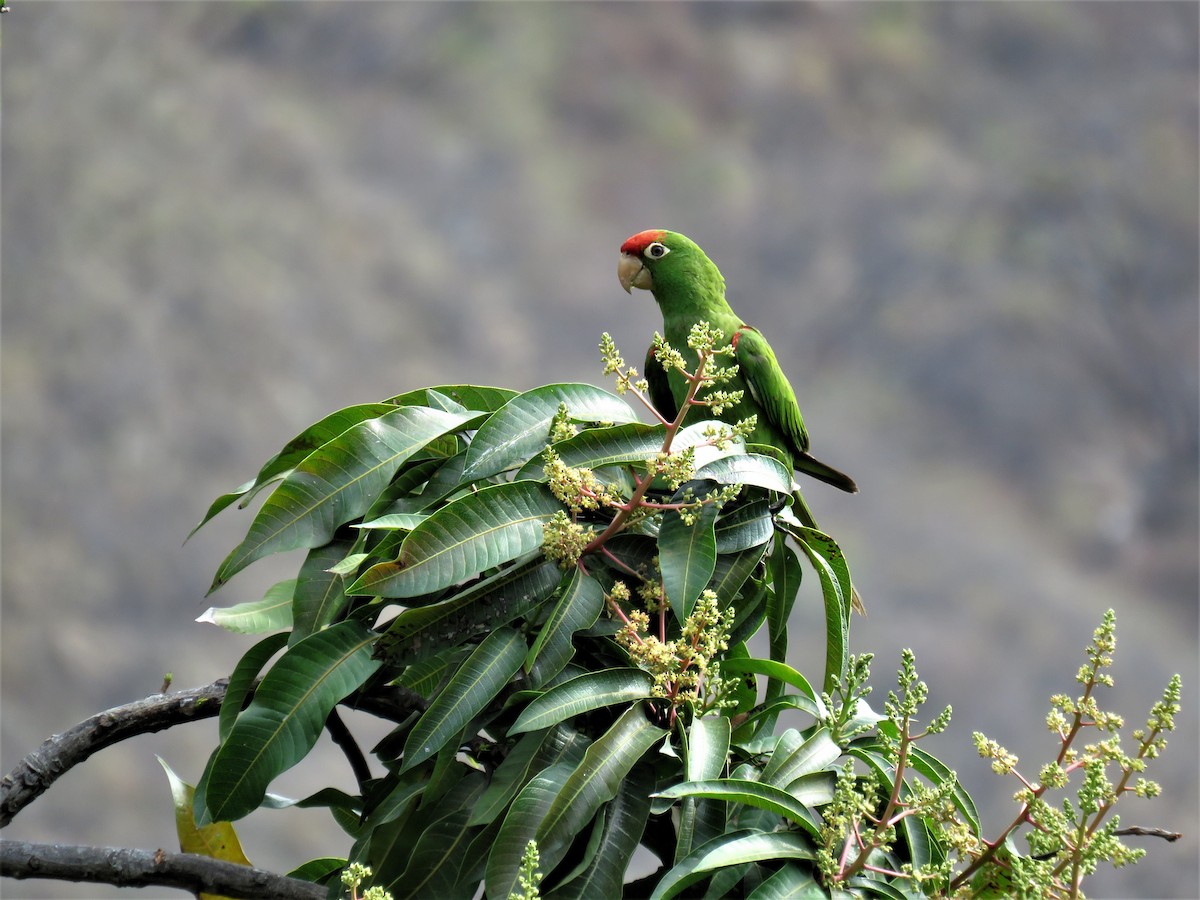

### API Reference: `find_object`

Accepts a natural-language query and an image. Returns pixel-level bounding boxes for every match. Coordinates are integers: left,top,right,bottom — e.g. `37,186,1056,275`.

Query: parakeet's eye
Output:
645,242,670,260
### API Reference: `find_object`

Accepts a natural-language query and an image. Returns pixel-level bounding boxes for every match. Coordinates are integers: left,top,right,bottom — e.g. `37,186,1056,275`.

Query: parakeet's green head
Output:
617,230,725,306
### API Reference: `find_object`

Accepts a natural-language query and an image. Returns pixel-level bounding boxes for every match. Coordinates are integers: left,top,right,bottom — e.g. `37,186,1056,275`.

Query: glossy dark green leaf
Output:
291,534,357,644
388,802,479,900
649,830,817,900
795,526,853,623
509,668,655,735
515,422,665,481
218,632,289,743
196,578,295,634
761,727,840,793
536,704,666,873
794,535,848,694
212,407,476,590
659,501,719,622
719,657,826,720
695,453,792,493
467,731,546,827
545,765,654,900
676,716,731,863
189,403,396,539
350,481,563,598
707,545,767,607
713,499,773,554
489,704,664,896
286,857,346,884
745,864,822,899
198,620,381,824
386,384,518,413
485,762,575,900
766,539,803,718
400,627,527,773
525,568,606,686
375,555,561,667
462,384,639,481
655,779,819,836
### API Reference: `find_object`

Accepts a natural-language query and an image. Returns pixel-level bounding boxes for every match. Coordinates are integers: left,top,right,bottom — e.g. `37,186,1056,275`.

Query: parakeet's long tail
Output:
794,451,858,494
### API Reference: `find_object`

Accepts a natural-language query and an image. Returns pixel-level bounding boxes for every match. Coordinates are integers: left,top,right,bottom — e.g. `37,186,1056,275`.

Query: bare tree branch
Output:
1,677,428,828
0,680,229,827
0,840,327,900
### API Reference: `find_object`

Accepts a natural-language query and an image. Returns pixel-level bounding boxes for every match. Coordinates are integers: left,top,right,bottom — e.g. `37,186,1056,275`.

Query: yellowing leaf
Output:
158,756,250,900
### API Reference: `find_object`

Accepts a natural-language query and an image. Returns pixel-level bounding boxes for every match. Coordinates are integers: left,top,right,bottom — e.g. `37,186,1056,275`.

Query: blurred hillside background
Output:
2,3,1196,897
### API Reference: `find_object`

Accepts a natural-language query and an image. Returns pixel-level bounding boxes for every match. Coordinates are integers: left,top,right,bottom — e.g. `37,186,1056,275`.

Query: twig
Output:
325,708,372,790
0,840,326,900
1114,825,1182,842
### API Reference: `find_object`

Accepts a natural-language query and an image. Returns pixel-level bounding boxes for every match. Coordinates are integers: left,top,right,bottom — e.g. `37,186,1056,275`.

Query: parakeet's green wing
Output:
644,345,679,422
734,326,810,453
735,325,858,494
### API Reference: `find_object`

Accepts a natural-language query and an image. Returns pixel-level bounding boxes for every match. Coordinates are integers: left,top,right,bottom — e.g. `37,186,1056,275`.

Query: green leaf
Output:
695,453,792,494
676,716,731,862
196,579,295,634
649,831,817,900
189,403,396,539
655,779,819,836
525,568,606,686
509,668,655,735
349,481,563,598
389,799,481,900
761,727,840,792
462,384,639,481
211,407,477,590
544,765,654,900
718,657,826,720
286,857,346,884
658,501,719,622
745,864,822,899
219,632,289,743
766,540,803,717
375,555,561,667
355,513,430,531
535,703,667,875
489,704,665,897
713,499,773,555
794,535,848,695
795,526,853,623
159,757,251,900
376,556,559,672
400,627,527,773
707,545,767,607
486,763,574,900
290,535,357,644
197,620,381,824
515,422,665,481
468,731,546,827
386,384,518,413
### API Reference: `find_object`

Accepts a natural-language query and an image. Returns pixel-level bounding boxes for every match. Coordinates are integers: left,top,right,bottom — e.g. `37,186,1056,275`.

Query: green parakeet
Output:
617,229,857,495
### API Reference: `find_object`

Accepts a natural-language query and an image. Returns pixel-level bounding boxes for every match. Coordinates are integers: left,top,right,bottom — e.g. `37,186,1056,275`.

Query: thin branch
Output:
0,840,327,900
325,708,371,790
1114,825,1182,842
0,680,229,827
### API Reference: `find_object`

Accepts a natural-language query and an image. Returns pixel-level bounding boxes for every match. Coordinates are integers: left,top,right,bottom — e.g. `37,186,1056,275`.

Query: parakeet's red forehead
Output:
620,230,669,255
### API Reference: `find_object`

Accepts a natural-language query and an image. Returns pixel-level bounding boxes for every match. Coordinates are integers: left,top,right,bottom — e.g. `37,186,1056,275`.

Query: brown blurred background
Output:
2,4,1196,897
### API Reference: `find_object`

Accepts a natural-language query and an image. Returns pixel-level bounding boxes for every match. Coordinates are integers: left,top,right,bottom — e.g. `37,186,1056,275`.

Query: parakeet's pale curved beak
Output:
618,253,652,293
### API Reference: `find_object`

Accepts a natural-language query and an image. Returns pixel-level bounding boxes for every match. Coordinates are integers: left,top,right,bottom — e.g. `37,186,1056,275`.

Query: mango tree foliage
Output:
186,356,969,899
